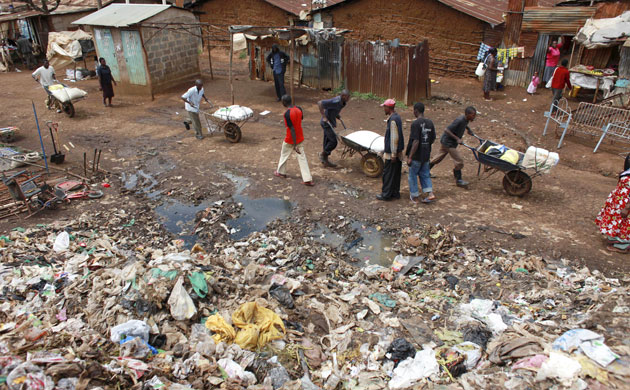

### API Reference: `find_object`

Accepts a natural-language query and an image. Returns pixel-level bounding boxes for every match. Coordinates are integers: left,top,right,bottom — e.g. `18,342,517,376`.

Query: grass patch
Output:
238,51,247,60
331,83,406,108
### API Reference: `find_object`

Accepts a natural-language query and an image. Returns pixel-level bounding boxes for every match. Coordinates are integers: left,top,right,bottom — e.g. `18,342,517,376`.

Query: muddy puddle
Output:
154,172,292,247
313,222,396,266
155,199,211,248
224,173,293,241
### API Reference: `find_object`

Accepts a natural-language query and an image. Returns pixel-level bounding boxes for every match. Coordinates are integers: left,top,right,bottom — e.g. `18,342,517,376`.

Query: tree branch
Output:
24,0,61,14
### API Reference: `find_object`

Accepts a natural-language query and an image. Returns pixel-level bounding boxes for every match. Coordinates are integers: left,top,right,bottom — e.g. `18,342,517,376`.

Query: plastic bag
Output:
387,338,416,366
269,283,294,309
389,349,439,390
475,62,486,77
120,336,157,359
7,362,54,390
232,302,285,350
553,329,619,367
188,272,208,298
536,352,581,386
53,231,69,252
167,276,197,321
205,314,236,344
110,320,150,343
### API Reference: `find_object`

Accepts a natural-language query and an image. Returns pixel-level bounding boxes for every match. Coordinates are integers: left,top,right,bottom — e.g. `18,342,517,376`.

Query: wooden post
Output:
207,41,214,80
290,31,295,104
229,31,234,104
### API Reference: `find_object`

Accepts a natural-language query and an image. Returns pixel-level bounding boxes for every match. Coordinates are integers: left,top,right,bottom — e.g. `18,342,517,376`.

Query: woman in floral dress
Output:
596,154,630,252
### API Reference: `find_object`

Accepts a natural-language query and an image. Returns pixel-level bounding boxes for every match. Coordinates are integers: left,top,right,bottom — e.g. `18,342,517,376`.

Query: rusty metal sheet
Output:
580,47,613,68
522,6,595,33
408,40,430,103
519,31,539,57
343,40,429,105
263,0,348,16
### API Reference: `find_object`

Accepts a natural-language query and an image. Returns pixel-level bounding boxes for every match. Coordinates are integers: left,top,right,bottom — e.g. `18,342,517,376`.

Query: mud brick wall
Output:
328,0,489,77
143,13,201,91
195,0,291,46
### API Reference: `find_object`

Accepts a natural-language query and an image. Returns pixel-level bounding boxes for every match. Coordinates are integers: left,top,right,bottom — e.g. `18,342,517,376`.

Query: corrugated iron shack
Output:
501,0,630,87
241,25,430,105
244,27,346,91
73,3,201,96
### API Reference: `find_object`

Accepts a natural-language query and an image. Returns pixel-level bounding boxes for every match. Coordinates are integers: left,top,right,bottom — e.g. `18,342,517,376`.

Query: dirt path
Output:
0,54,627,274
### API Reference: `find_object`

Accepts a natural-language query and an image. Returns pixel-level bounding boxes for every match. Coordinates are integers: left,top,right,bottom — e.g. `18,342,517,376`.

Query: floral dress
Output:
596,175,630,240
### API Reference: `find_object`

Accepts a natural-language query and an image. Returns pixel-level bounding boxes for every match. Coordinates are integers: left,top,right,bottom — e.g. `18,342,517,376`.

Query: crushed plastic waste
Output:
0,210,627,389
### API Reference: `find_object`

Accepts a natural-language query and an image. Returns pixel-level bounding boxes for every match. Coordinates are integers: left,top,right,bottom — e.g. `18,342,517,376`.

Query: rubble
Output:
0,204,629,390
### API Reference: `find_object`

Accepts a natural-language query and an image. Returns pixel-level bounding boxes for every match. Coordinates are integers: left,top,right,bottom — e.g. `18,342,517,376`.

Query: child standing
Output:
527,71,540,95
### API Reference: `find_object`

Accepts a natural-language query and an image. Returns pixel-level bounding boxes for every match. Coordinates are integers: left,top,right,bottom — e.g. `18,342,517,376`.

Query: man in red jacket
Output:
274,94,314,186
551,59,571,110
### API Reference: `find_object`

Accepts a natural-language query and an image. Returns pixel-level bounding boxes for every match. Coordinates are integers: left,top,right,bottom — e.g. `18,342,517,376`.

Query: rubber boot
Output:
320,153,337,168
454,169,468,188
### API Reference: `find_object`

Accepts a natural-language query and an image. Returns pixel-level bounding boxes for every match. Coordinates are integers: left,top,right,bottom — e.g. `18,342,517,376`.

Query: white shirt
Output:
182,86,204,113
32,65,55,87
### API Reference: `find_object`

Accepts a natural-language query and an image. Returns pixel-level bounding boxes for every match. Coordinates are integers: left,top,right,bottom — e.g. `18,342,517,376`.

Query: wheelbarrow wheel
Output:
224,122,242,143
62,102,75,118
503,170,532,196
361,153,384,178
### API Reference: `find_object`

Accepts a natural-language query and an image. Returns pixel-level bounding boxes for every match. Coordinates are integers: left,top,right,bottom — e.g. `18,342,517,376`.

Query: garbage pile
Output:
0,208,629,389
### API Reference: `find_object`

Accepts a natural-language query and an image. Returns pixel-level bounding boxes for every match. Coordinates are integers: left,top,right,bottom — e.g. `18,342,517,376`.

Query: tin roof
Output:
437,0,565,27
263,0,348,16
72,3,171,27
522,6,595,33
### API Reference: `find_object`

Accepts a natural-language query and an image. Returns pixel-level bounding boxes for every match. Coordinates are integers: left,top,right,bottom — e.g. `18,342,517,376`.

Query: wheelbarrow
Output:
462,136,547,196
336,120,385,178
199,105,254,143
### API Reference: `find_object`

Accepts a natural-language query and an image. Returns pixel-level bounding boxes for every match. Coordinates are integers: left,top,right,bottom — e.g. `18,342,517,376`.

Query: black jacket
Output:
266,50,289,74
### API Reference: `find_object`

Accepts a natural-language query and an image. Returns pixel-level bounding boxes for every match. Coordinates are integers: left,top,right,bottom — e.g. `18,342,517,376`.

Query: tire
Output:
502,170,532,196
63,102,75,118
361,153,384,178
224,122,242,143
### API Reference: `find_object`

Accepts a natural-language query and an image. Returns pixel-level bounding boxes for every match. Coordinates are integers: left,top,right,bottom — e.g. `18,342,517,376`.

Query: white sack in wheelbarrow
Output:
212,105,253,121
49,86,87,103
343,130,385,154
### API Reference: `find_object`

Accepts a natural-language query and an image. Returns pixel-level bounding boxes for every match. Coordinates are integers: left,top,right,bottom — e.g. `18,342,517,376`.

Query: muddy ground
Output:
0,51,627,274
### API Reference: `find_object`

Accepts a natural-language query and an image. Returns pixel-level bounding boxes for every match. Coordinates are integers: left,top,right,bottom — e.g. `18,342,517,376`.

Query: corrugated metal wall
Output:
522,7,595,34
581,47,613,69
343,40,430,105
528,33,550,86
247,37,343,91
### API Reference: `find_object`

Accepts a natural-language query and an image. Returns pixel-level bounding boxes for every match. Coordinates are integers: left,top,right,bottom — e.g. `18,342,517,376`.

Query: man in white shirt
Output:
181,79,211,140
32,60,58,110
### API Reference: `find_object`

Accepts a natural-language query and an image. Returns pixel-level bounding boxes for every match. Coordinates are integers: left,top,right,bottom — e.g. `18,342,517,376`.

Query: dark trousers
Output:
321,122,338,156
273,72,286,100
381,158,402,199
551,88,563,110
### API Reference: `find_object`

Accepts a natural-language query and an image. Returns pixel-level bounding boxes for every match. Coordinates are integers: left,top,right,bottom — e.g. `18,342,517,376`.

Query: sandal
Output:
302,181,315,186
274,171,287,178
421,198,434,204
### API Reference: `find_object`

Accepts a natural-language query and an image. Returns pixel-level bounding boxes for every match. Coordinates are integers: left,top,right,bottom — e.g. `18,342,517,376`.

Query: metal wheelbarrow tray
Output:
339,131,385,178
463,137,546,196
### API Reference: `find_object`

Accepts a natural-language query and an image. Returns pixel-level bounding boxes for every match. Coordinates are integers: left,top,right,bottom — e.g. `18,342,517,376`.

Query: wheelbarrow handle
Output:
471,133,484,144
461,143,476,151
339,118,347,130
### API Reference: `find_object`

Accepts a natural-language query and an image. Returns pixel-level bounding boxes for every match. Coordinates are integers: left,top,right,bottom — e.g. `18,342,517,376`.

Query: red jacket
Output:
284,106,304,144
551,66,572,90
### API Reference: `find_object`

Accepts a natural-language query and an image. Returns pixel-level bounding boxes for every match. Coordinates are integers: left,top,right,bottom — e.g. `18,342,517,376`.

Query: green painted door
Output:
94,28,120,81
121,30,147,85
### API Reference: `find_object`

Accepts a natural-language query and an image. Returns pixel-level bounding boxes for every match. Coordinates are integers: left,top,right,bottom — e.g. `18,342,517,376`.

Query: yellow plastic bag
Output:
232,302,286,350
205,314,236,344
500,149,520,165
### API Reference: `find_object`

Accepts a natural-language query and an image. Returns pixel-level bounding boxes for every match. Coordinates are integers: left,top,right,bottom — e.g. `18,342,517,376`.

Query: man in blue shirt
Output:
266,44,289,101
317,90,351,167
